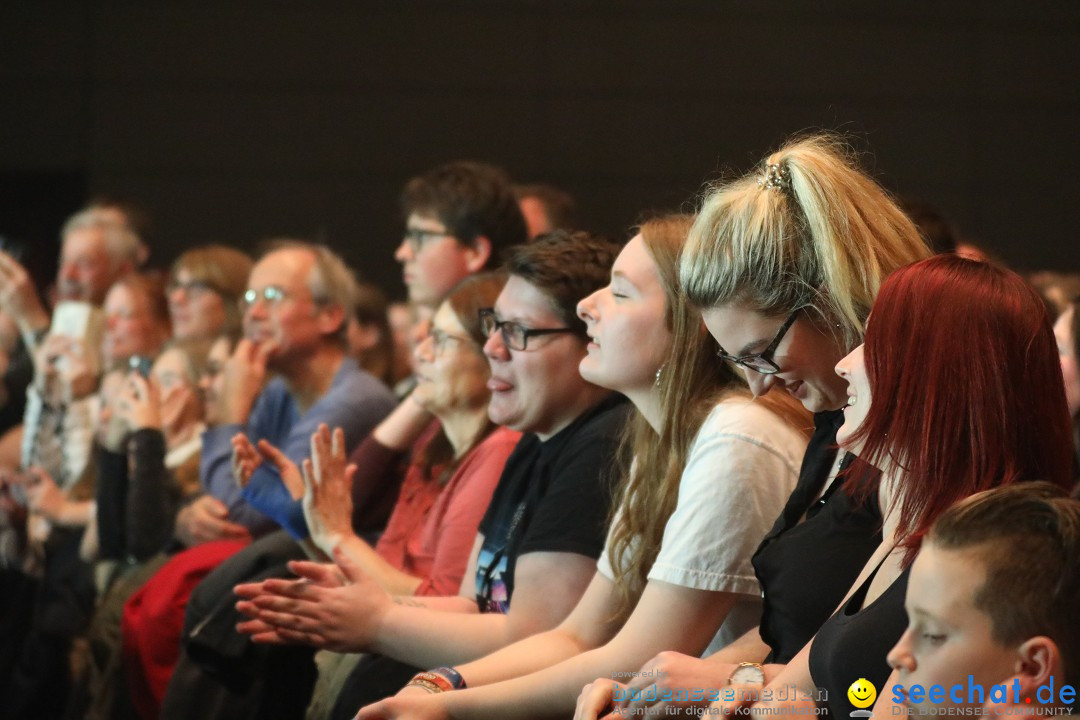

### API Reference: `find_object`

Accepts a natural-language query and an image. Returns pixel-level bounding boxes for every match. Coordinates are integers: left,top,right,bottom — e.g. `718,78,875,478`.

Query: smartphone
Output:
128,355,153,378
50,301,105,345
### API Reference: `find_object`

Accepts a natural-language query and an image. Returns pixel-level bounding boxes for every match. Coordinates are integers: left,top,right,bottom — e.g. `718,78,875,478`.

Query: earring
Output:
654,364,665,387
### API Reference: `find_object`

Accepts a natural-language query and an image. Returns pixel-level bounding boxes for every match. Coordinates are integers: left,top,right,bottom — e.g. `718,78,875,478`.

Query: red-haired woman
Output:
736,254,1073,718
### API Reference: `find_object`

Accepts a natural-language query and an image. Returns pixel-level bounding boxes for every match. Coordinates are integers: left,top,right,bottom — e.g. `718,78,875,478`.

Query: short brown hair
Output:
505,230,621,334
928,482,1080,687
402,161,528,268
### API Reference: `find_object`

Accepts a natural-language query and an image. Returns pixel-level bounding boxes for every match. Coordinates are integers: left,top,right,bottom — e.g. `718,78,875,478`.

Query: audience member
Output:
514,183,577,238
166,245,253,341
887,482,1078,714
347,281,398,388
396,161,527,308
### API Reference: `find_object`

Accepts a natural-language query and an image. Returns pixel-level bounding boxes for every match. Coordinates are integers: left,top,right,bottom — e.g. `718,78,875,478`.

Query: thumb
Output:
205,496,230,518
332,544,365,584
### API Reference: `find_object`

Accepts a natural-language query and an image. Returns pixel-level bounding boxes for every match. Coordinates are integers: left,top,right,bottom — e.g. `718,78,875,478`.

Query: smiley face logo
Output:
847,678,877,709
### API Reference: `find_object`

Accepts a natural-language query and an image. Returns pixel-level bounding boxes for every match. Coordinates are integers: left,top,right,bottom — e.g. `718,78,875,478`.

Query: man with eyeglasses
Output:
395,161,528,310
321,230,631,714
187,241,398,539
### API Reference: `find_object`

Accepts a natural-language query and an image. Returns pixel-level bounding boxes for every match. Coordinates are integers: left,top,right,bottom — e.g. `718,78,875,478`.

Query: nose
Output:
745,370,776,398
483,328,510,362
59,261,79,281
169,286,187,305
414,334,435,364
576,289,600,326
245,296,269,322
394,239,413,263
835,343,862,378
886,628,916,673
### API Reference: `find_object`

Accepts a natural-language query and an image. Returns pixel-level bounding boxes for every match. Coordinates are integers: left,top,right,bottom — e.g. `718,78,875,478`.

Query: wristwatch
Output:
728,662,765,686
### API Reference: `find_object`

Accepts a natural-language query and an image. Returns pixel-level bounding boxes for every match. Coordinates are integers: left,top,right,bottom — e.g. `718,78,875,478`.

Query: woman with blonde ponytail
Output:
354,214,810,720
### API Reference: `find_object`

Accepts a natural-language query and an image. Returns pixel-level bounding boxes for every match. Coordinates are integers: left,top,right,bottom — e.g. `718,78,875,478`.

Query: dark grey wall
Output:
2,1,1079,298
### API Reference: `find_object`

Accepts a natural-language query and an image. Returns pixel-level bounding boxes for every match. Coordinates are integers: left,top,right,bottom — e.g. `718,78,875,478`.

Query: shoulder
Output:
693,396,807,454
333,361,397,407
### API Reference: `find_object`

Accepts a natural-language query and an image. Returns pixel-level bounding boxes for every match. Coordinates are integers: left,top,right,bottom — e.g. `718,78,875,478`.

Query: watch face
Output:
730,665,765,686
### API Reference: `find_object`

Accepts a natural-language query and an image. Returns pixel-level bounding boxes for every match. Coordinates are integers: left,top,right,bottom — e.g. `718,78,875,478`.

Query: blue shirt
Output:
200,357,397,536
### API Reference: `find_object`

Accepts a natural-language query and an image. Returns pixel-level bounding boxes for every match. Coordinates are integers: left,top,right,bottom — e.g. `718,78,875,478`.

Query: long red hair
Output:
849,255,1073,563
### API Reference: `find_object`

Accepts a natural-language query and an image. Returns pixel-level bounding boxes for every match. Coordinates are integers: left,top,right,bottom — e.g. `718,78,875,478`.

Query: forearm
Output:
371,393,432,451
126,429,176,560
336,534,421,597
441,639,653,720
371,603,520,668
704,625,771,665
53,498,94,527
455,626,593,688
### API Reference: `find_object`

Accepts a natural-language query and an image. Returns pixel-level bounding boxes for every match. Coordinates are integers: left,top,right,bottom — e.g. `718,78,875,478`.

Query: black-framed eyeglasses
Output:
715,307,802,375
402,227,454,253
478,308,576,351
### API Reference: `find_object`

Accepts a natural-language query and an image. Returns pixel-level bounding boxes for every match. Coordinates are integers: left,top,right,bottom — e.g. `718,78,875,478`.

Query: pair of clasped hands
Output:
229,420,395,653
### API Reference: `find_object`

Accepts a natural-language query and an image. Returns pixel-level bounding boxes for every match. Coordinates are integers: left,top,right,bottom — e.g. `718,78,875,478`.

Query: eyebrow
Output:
735,338,771,357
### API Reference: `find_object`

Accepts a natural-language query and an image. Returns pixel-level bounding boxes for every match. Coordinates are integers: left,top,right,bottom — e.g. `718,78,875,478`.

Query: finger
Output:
203,496,230,517
235,617,276,636
235,600,262,619
253,607,321,633
233,581,267,599
300,457,313,492
355,699,392,720
331,426,345,459
128,373,150,396
287,559,344,586
259,577,319,601
333,543,367,584
253,339,276,366
275,627,325,646
256,439,291,470
250,630,289,645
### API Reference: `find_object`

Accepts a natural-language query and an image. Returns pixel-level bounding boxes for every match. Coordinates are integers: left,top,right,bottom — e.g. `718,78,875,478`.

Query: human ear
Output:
463,236,492,273
1005,636,1062,699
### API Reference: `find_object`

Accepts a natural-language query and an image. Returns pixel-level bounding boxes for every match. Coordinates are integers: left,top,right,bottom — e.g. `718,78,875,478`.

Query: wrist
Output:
407,667,466,694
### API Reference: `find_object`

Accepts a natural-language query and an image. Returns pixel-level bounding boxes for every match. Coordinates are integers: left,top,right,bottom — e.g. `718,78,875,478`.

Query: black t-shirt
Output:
475,393,629,613
752,410,883,663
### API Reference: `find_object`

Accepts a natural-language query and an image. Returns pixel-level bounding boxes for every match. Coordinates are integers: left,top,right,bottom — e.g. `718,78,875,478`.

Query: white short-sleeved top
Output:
597,396,807,655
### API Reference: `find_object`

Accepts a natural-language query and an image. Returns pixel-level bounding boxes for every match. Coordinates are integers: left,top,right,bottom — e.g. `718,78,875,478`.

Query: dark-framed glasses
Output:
402,227,454,253
478,308,576,351
715,307,802,375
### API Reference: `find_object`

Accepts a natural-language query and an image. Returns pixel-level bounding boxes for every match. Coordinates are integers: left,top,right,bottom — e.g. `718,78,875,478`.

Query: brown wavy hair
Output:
606,214,811,614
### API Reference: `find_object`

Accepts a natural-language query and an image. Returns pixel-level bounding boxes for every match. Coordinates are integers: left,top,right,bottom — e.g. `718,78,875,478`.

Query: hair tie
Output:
757,163,791,191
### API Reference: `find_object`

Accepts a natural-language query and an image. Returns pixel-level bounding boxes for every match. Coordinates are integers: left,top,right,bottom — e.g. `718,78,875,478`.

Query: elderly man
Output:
180,241,397,542
0,208,141,348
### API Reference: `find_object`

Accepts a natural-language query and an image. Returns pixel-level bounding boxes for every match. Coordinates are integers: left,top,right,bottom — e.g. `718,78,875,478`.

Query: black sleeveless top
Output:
809,560,910,717
752,410,883,663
